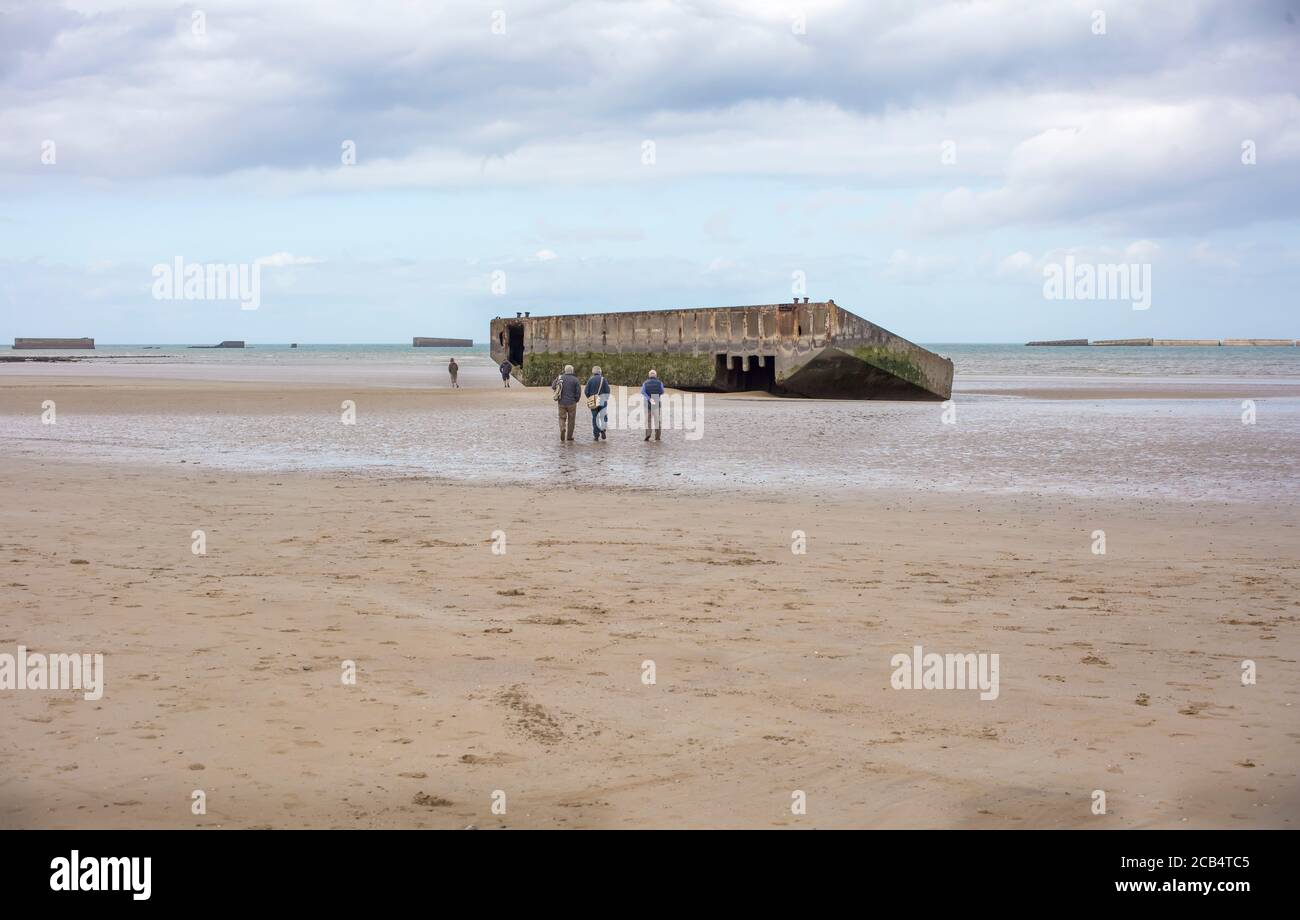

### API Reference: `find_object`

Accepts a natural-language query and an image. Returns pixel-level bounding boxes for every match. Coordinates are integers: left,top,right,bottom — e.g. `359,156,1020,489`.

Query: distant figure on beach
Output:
585,365,611,441
641,369,665,441
499,358,513,387
552,364,581,442
448,358,460,388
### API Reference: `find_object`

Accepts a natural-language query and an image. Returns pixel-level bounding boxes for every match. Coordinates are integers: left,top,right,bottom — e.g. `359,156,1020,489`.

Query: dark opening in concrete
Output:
714,354,776,392
507,324,525,366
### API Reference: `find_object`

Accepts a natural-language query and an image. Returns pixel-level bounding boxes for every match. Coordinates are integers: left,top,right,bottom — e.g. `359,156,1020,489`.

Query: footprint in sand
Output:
412,792,453,807
496,685,567,745
459,752,523,765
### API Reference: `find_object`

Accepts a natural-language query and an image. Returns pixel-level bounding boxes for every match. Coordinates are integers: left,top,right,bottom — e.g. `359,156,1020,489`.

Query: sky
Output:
1,0,1298,344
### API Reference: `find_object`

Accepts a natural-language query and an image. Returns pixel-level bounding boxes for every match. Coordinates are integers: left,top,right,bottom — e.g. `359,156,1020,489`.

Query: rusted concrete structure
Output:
489,300,953,399
13,337,94,349
413,337,473,347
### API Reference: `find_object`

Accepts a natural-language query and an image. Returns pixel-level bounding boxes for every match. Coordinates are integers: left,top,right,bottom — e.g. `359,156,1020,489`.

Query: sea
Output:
5,342,1299,380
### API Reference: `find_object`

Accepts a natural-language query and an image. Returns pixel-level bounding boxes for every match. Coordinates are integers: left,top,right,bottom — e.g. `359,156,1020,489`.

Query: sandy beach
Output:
2,371,1297,828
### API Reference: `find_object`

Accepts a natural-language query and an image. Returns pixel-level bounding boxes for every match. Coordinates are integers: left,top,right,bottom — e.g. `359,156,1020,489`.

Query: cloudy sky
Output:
2,0,1298,343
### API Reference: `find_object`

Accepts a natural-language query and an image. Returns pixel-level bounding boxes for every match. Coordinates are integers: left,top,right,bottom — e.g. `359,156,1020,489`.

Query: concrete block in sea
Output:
490,300,953,400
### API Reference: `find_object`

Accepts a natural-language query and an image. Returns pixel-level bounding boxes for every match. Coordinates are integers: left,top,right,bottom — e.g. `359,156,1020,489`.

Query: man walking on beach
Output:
499,358,513,387
448,357,460,388
641,369,665,441
552,364,581,442
585,365,611,441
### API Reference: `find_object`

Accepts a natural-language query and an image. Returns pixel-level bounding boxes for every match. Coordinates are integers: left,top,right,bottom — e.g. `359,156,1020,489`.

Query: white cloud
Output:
1190,241,1241,269
255,252,324,267
924,95,1300,233
996,251,1036,279
881,249,959,284
1,1,1296,233
1124,240,1160,261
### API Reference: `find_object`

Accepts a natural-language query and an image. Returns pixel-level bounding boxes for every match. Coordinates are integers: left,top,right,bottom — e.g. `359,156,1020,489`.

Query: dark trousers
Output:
591,405,607,439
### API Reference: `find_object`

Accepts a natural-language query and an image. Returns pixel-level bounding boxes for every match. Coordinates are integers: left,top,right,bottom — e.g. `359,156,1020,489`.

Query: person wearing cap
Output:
551,364,582,442
640,369,665,441
584,365,611,441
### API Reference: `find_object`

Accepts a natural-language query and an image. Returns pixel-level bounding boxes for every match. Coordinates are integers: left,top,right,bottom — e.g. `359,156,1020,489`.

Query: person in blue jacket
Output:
584,365,611,441
640,369,665,441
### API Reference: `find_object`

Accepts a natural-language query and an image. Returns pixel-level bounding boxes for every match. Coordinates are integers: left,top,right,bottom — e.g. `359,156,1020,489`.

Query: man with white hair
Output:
551,364,582,442
640,369,665,441
584,365,611,441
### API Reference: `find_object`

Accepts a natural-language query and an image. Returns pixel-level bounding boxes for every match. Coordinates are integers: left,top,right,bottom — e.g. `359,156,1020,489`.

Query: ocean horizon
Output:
7,341,1299,378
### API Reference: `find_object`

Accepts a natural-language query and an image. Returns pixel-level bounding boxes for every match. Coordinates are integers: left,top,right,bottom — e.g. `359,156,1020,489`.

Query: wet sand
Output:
1,373,1298,828
3,372,1299,501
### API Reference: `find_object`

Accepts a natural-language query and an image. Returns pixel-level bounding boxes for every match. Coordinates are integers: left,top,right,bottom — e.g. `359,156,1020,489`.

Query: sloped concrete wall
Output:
825,305,954,399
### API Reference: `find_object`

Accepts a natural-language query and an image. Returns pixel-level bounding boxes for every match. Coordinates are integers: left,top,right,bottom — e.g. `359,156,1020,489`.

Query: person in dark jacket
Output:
552,364,581,442
584,365,611,441
640,369,665,441
499,359,513,387
448,358,460,388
